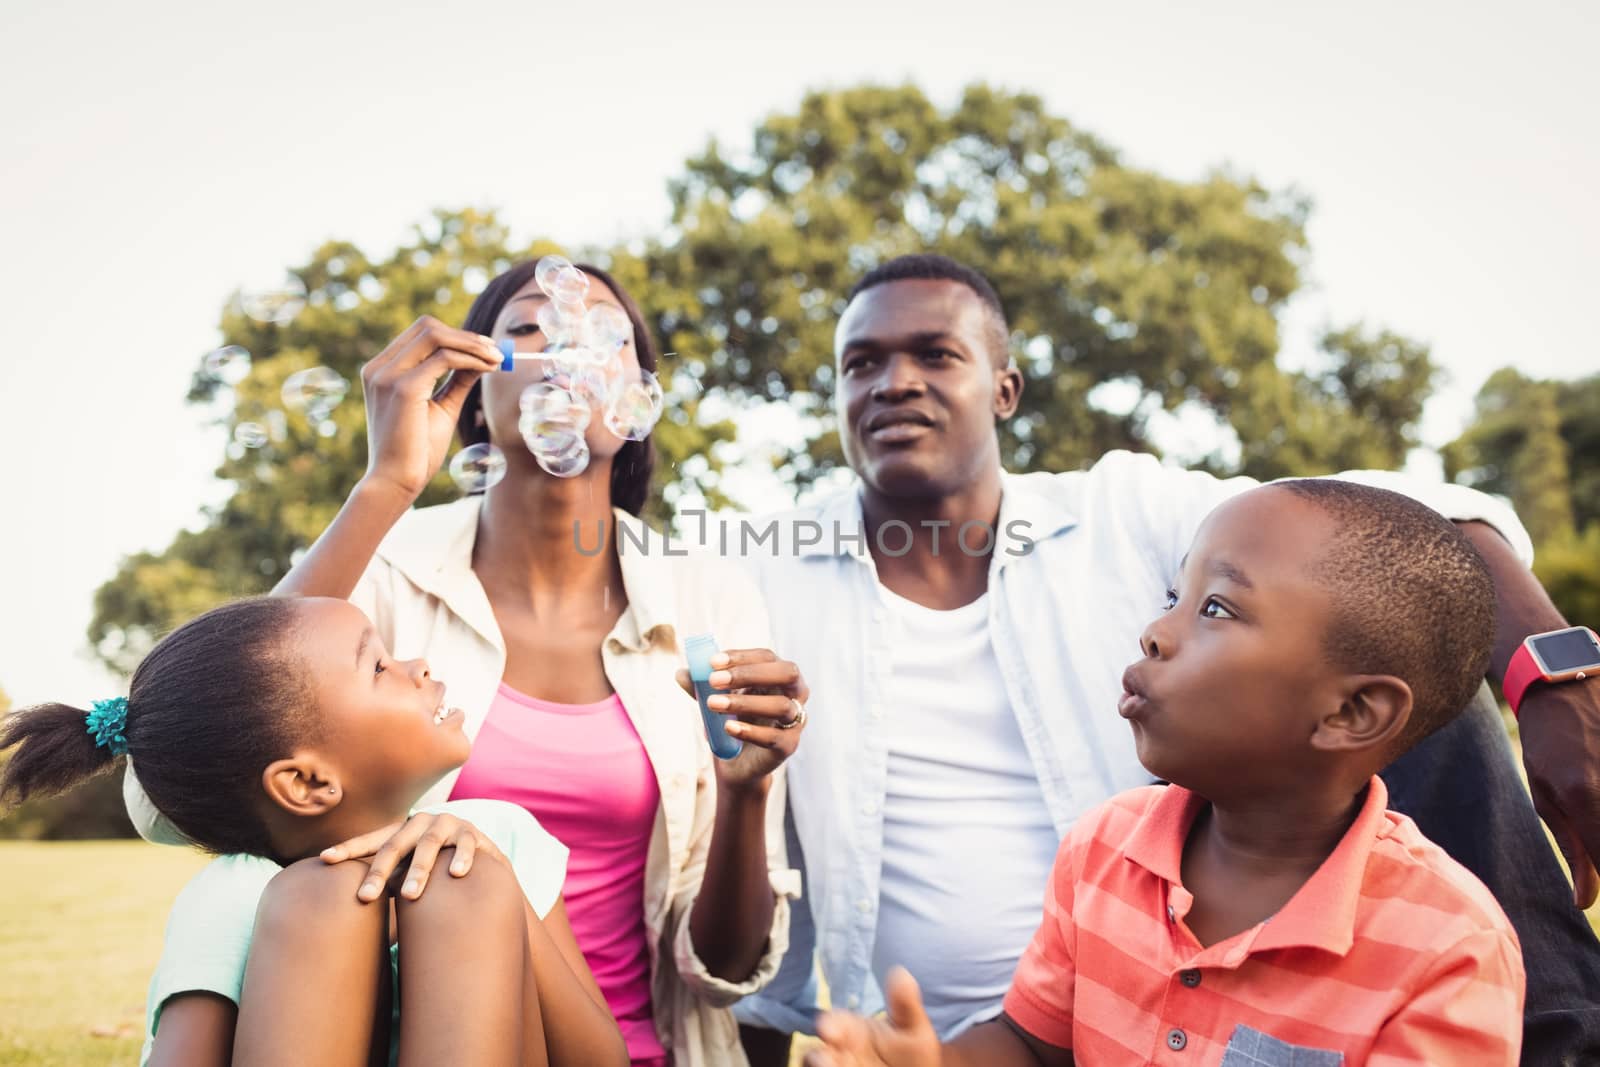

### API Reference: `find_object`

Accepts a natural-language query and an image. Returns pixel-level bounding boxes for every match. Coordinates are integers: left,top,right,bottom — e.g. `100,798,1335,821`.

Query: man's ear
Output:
993,362,1024,419
1311,675,1413,755
261,754,345,818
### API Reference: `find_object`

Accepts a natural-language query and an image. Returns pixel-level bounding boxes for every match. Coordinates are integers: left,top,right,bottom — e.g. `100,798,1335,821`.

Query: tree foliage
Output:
1444,369,1600,624
87,210,733,675
90,83,1443,678
641,83,1438,487
1444,369,1600,539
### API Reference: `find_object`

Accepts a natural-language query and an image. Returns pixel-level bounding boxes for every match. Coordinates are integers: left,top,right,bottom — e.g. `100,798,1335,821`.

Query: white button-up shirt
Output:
724,449,1532,1035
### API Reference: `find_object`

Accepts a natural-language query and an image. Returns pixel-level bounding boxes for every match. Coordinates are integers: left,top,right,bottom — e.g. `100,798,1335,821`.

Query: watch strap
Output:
1504,640,1547,718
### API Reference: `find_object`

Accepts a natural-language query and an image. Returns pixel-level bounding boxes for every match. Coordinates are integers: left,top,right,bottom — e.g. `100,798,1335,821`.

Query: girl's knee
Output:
396,851,524,932
255,859,383,943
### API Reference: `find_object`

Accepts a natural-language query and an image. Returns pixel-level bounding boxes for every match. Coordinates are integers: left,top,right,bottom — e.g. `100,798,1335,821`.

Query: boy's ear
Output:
1311,675,1413,755
261,754,345,818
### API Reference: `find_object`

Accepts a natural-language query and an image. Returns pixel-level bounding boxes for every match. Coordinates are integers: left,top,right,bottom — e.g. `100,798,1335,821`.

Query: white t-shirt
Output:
870,585,1061,1038
139,798,567,1065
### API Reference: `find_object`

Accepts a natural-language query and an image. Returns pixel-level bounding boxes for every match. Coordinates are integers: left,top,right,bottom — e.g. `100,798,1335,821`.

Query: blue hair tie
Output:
86,697,130,756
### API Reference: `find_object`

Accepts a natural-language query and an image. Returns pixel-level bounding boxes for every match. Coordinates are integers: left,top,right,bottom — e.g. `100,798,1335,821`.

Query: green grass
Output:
0,841,208,1067
2,829,1597,1067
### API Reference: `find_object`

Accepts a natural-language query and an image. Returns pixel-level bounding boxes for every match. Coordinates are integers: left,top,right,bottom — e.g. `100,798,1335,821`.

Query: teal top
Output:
138,799,568,1065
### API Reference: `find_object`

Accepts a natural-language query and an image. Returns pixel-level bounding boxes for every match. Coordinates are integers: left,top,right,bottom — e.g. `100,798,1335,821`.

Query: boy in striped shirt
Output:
809,480,1525,1067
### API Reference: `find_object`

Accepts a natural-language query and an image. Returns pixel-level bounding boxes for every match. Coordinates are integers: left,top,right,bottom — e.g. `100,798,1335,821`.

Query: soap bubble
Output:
571,344,616,369
513,254,654,473
552,295,587,323
603,371,664,441
316,419,339,438
584,303,631,351
536,440,590,478
534,255,574,295
238,277,307,325
449,443,507,493
282,366,350,422
538,351,583,386
549,265,589,304
267,410,289,443
520,383,591,430
234,422,269,449
537,301,577,347
520,411,585,457
570,365,614,407
203,345,252,386
538,357,612,409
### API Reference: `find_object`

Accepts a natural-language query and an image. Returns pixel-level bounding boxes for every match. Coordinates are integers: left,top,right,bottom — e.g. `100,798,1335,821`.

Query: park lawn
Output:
0,841,208,1067
1,826,1597,1066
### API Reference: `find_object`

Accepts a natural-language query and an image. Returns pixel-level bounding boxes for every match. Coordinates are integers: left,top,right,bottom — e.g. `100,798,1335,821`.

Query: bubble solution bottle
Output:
685,633,742,760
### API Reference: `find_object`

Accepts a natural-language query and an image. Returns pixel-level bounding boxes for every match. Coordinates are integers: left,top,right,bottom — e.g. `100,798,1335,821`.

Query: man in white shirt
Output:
727,254,1600,1065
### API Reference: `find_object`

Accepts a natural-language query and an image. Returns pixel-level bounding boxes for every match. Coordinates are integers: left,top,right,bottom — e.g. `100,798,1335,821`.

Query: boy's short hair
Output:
1276,479,1495,753
847,253,1010,364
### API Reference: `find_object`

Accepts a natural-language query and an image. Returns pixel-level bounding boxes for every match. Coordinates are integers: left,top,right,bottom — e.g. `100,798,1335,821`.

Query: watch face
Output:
1530,628,1600,674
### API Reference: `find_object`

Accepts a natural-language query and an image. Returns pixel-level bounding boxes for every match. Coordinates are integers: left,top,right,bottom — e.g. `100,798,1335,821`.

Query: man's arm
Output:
1460,522,1600,906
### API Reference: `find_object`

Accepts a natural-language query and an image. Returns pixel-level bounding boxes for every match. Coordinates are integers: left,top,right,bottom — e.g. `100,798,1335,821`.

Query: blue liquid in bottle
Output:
684,633,741,760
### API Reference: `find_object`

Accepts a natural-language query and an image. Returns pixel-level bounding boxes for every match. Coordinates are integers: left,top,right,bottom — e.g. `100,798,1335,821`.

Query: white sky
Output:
1,0,1596,707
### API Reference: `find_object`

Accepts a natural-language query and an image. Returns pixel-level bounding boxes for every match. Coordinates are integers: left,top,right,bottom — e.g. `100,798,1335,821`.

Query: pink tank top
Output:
450,683,668,1066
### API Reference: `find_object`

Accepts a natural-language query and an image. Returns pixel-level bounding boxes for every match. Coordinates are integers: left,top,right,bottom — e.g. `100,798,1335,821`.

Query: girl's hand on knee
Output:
319,812,503,903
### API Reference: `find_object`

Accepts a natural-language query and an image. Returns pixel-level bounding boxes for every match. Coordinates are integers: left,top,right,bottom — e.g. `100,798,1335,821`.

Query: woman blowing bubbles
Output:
127,260,810,1065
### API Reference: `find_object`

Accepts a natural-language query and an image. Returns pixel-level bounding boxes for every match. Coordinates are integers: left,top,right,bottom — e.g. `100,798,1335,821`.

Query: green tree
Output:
90,83,1442,675
88,209,734,674
1444,368,1577,546
1536,526,1600,628
1445,369,1600,625
641,83,1438,488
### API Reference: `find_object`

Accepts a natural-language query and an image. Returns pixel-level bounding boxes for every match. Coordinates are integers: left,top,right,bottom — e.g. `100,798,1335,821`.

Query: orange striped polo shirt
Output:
1002,777,1524,1065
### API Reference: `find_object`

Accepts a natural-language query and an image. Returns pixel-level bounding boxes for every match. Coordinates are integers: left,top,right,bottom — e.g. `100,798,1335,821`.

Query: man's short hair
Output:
847,254,1010,365
1275,479,1496,754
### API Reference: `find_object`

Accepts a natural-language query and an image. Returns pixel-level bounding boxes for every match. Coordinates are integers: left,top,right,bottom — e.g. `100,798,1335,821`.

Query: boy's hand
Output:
806,968,941,1067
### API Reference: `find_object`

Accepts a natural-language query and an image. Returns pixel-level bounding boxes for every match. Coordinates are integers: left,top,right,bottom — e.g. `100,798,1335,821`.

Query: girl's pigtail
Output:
0,702,123,805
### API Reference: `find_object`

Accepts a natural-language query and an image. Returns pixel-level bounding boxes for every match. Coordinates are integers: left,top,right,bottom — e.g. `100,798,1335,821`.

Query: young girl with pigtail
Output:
1,594,627,1067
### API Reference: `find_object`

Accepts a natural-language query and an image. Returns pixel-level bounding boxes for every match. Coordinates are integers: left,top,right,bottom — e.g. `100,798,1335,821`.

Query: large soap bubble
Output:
584,303,632,353
203,345,252,386
549,264,589,305
234,422,270,449
282,366,350,423
448,443,507,493
238,276,307,325
603,371,665,442
534,255,574,294
520,382,591,430
536,440,590,478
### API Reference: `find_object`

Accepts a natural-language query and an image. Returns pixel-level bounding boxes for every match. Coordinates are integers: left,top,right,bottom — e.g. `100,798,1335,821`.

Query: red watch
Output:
1504,625,1600,717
